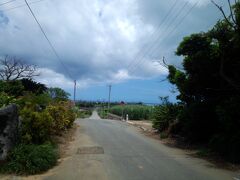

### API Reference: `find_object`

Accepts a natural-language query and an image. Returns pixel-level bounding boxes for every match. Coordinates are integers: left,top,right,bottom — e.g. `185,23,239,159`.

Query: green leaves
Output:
48,87,70,101
0,92,16,108
152,97,181,133
165,1,240,163
1,143,58,174
20,108,53,144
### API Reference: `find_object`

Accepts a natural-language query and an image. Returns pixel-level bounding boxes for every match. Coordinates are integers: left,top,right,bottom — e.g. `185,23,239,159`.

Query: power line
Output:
1,0,44,12
0,0,16,7
126,0,179,71
150,1,200,65
128,1,198,75
24,0,74,80
115,0,180,82
127,1,189,75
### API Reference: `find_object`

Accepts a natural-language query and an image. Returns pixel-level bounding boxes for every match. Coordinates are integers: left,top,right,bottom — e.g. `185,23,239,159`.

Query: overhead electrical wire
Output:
128,1,198,75
149,1,200,68
127,1,189,75
151,1,199,60
126,0,179,70
24,0,74,80
115,0,180,82
0,0,16,7
1,0,44,12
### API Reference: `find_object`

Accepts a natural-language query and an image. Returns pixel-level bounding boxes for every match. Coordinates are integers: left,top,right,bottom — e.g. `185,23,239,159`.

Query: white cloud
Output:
0,0,223,89
35,68,74,89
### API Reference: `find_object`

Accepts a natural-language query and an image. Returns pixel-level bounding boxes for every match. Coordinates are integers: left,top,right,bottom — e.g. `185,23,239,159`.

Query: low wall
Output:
0,104,19,161
107,113,122,120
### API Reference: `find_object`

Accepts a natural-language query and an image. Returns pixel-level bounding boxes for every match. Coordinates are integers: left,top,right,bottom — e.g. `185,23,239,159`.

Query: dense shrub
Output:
20,108,53,144
20,78,47,95
46,102,76,134
152,97,181,133
1,143,58,174
48,87,70,101
209,97,240,163
75,109,92,118
98,108,108,119
110,105,153,120
0,80,24,97
16,92,52,110
0,92,16,108
177,102,218,142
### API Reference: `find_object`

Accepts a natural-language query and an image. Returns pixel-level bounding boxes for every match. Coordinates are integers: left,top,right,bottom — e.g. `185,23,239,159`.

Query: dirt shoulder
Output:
127,120,240,171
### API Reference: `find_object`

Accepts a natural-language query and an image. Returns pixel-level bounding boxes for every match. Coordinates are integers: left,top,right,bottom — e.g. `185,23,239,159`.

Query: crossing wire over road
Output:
126,0,179,71
23,0,74,81
0,0,16,6
1,0,45,12
128,1,199,76
114,0,182,82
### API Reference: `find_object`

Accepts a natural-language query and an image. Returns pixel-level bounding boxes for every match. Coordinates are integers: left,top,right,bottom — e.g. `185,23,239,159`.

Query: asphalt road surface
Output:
2,111,239,180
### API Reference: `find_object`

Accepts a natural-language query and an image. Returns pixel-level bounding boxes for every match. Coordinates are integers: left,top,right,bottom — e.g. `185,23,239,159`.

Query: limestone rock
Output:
0,104,19,161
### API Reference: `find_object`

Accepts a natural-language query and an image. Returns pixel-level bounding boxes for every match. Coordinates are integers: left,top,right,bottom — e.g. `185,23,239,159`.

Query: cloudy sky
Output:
0,0,230,103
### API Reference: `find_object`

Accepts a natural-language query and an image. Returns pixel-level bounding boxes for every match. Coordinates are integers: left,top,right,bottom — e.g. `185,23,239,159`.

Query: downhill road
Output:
3,111,239,180
43,111,239,180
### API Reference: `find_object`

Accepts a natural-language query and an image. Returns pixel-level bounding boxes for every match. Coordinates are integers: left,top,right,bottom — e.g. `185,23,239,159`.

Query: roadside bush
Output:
0,92,16,108
20,108,53,144
48,87,70,101
177,102,218,143
20,101,76,143
46,101,76,134
209,97,240,163
75,109,92,118
98,108,108,119
16,92,51,110
152,97,180,133
1,143,58,174
0,80,24,97
20,78,47,95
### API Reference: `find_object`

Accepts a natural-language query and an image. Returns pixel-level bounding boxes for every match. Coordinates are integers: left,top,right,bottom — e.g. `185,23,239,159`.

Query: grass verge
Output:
0,143,58,175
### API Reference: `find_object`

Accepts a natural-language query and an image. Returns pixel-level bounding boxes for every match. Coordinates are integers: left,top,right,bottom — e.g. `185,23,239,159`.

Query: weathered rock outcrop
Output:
0,104,19,161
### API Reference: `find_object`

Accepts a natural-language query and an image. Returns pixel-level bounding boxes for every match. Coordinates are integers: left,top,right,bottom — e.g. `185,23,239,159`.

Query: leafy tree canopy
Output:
48,87,70,101
165,1,240,162
20,78,47,95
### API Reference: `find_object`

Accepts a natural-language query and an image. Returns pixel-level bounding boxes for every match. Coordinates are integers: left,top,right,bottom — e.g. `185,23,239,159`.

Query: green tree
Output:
21,78,47,95
167,1,240,162
48,87,70,101
0,80,24,97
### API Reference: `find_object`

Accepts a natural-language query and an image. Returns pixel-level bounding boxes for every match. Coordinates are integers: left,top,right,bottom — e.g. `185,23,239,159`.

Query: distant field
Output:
110,105,154,120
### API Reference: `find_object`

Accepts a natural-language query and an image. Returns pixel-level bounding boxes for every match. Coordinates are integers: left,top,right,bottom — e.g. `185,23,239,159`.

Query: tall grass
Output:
110,105,154,120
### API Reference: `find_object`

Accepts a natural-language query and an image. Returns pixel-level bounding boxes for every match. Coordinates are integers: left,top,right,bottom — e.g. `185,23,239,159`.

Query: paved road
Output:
2,111,239,180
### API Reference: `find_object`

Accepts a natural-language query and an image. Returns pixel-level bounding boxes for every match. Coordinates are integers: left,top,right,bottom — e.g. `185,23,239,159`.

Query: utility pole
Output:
74,80,76,104
108,84,112,112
